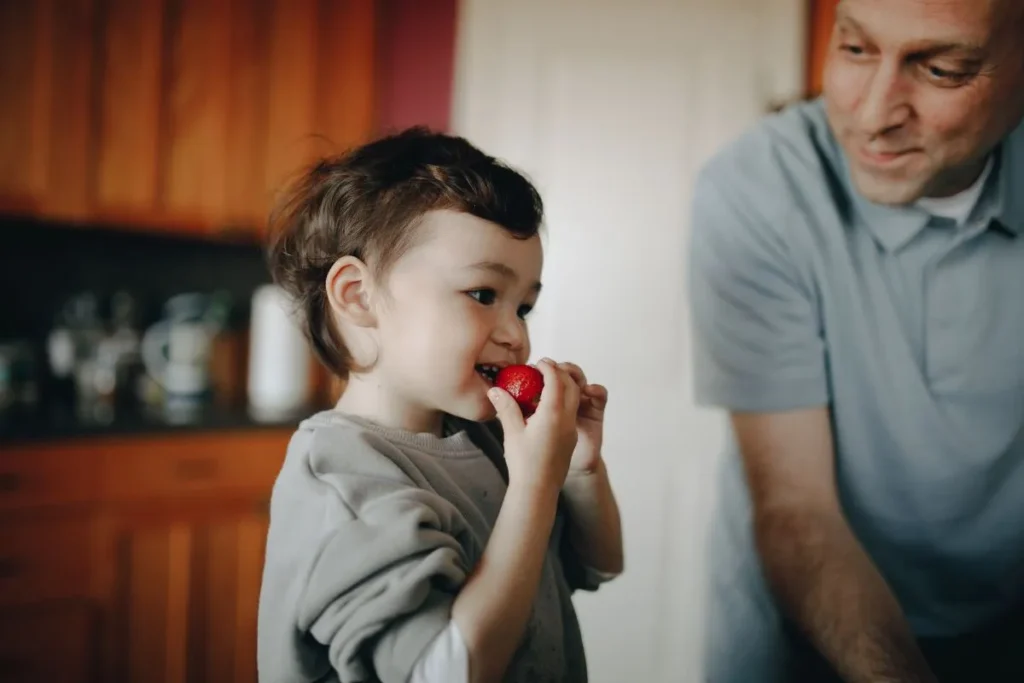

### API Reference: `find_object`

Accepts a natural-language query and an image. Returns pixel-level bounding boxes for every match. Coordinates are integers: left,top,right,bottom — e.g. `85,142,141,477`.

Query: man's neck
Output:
916,156,994,225
924,155,992,199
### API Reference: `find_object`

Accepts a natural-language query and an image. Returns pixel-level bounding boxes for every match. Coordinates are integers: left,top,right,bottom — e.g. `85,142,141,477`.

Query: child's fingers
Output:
559,366,582,413
578,384,607,418
584,384,608,409
534,358,565,410
487,387,525,434
556,361,587,389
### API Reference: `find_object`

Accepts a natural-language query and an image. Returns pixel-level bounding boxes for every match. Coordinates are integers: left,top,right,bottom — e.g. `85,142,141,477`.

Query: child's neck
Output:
333,372,445,436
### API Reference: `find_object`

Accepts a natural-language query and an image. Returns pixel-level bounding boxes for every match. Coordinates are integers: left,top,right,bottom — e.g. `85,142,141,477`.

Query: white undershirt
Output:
410,622,469,683
915,156,993,226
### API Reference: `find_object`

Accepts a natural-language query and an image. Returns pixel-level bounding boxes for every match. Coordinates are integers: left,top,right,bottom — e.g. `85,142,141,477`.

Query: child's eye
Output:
517,304,533,320
467,289,497,305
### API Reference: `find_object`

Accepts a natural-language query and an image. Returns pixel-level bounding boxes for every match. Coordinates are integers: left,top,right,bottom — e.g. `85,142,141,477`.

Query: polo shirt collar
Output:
992,118,1024,236
852,192,931,252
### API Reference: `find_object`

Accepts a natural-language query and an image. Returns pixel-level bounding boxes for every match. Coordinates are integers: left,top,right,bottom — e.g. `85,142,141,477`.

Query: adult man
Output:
688,0,1024,681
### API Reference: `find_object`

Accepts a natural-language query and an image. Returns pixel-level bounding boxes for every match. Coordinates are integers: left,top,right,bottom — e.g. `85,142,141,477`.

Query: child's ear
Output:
325,256,377,328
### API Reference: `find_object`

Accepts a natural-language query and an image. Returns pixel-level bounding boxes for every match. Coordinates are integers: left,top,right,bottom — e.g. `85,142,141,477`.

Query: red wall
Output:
376,0,459,133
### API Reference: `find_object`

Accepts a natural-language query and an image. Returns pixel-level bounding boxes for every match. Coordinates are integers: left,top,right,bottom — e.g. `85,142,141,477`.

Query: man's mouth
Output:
475,364,502,385
859,146,920,167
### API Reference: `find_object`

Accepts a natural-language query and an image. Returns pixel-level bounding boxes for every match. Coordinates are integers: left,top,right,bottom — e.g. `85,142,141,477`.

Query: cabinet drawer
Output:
103,431,289,501
0,448,102,509
0,605,96,683
0,516,95,606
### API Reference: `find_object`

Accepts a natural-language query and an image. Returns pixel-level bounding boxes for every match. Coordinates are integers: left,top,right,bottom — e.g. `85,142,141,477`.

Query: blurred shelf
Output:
0,399,317,446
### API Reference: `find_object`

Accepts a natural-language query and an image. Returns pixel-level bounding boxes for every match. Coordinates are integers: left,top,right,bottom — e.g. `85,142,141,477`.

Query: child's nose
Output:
494,313,527,351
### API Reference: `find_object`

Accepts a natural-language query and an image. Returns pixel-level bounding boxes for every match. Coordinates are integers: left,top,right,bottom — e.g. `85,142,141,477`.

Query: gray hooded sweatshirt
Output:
257,410,606,683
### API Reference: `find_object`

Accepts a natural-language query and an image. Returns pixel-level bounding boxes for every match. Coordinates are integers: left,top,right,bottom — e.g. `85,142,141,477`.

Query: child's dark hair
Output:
266,126,545,378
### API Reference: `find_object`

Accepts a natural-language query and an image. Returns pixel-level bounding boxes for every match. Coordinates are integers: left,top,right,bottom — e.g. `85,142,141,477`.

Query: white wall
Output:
450,2,805,681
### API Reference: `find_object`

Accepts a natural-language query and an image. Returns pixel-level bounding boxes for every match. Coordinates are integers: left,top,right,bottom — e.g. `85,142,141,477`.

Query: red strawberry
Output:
494,364,544,417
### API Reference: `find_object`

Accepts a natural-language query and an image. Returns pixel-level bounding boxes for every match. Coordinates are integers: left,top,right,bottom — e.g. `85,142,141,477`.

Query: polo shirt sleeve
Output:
688,157,829,413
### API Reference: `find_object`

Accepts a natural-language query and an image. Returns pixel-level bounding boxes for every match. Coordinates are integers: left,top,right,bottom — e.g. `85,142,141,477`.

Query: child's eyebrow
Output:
469,261,516,278
468,261,543,292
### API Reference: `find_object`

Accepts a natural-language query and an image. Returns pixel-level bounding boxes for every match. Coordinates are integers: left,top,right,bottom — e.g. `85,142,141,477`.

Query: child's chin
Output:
448,398,497,423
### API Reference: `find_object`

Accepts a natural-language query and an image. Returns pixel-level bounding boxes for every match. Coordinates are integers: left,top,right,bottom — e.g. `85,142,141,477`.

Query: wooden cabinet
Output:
806,0,838,96
0,0,377,240
0,429,291,683
0,604,98,683
106,504,268,683
0,513,99,606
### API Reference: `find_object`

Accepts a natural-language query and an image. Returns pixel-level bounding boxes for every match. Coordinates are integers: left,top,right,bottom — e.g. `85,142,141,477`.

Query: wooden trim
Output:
806,0,837,97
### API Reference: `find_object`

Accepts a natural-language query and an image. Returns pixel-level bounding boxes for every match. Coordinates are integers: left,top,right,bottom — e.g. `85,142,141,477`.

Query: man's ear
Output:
325,256,376,327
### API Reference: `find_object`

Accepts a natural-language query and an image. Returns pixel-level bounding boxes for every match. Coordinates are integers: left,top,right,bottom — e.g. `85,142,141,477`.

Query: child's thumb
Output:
488,387,525,433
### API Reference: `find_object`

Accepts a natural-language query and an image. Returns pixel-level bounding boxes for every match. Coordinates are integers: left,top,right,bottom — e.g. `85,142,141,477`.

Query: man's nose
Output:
857,60,911,137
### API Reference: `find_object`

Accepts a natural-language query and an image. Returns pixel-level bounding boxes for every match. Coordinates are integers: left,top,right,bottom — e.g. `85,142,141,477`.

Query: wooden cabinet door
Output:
0,0,377,239
0,0,44,212
161,0,378,236
106,502,269,683
260,0,377,237
92,0,165,224
0,0,81,218
0,604,99,683
0,513,98,607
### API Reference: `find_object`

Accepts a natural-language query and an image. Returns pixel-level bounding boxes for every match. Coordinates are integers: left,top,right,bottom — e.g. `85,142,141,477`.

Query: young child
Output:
256,128,623,683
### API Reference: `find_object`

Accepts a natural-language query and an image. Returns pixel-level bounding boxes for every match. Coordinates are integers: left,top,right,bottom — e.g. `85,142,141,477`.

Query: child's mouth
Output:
475,364,501,385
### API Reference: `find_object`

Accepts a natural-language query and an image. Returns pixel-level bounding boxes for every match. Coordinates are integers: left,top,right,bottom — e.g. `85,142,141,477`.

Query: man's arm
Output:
686,140,936,682
734,408,937,683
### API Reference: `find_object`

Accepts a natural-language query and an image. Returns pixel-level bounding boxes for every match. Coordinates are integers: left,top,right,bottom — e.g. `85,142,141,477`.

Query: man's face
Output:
823,0,1024,204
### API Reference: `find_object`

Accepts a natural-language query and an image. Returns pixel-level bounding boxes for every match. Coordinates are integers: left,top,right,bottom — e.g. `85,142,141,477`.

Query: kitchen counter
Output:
0,400,321,445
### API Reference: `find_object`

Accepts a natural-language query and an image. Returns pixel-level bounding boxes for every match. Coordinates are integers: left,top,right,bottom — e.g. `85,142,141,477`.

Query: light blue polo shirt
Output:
689,98,1024,669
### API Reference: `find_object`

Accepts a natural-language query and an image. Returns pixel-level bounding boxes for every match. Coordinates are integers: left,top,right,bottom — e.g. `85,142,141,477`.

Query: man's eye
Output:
839,43,866,56
925,64,971,85
467,289,497,305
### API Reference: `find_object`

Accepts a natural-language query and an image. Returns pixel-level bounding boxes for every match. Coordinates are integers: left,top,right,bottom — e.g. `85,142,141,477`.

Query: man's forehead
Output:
837,0,1001,41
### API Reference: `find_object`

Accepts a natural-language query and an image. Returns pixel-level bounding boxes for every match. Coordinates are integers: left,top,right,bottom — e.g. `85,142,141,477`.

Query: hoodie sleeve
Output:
265,425,474,683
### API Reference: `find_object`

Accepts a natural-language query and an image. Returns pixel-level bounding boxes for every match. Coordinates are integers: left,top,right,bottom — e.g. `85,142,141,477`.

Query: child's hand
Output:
554,361,607,475
488,359,580,495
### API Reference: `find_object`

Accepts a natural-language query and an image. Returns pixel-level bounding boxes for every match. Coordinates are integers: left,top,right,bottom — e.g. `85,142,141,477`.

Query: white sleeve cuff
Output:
584,566,621,583
409,620,469,683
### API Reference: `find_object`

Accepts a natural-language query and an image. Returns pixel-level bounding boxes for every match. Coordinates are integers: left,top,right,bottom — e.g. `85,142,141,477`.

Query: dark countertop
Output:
0,400,320,446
